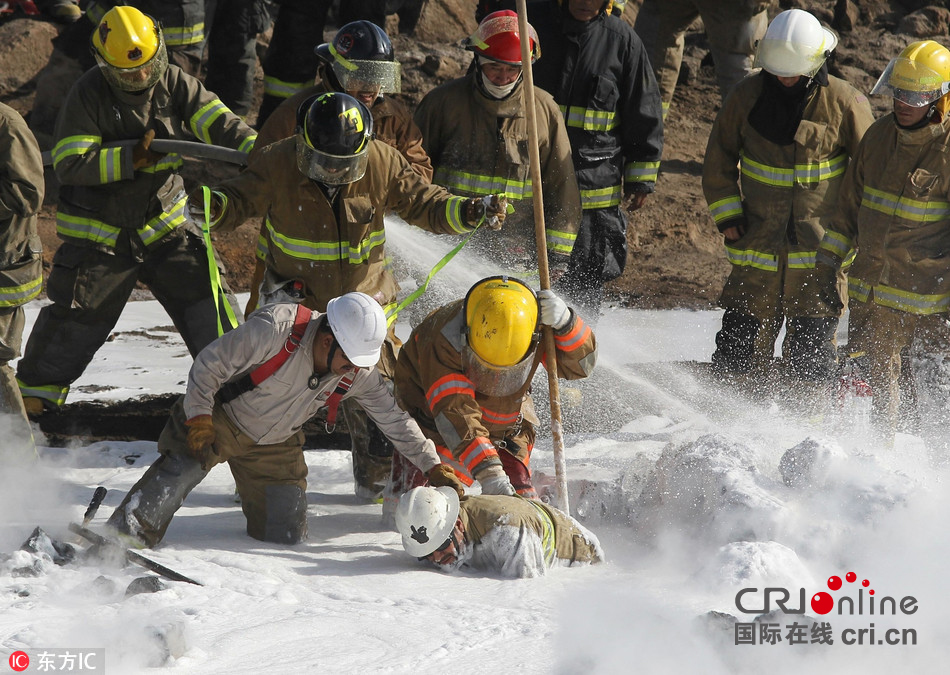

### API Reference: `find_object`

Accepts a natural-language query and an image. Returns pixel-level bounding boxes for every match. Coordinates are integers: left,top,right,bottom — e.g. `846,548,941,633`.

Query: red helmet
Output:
464,10,540,66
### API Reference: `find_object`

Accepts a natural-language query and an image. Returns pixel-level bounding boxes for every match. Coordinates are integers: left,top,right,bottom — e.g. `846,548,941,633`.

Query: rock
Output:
412,0,476,43
833,0,860,32
146,622,189,665
125,576,167,597
778,437,846,489
898,7,950,36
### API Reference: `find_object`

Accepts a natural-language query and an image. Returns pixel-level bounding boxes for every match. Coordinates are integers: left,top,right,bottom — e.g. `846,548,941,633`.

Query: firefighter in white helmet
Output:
816,40,950,446
105,294,465,547
703,9,873,391
395,486,603,578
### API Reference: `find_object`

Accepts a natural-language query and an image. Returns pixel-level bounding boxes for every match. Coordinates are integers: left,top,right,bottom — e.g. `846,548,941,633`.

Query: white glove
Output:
537,289,570,330
479,473,516,496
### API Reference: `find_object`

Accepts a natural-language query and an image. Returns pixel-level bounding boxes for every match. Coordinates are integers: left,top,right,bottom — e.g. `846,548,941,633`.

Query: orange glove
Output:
426,464,465,499
132,129,166,169
185,415,217,469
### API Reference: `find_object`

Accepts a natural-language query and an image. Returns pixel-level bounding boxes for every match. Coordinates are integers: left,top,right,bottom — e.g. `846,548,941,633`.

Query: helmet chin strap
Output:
326,336,341,374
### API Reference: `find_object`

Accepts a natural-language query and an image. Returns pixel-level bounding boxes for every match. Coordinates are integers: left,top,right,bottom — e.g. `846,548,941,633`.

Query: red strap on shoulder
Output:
324,372,357,431
249,304,311,385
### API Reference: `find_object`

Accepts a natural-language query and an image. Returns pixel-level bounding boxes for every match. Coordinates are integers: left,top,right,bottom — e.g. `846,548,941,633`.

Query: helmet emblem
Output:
127,47,144,62
98,22,111,45
410,525,429,544
339,106,364,134
336,32,354,55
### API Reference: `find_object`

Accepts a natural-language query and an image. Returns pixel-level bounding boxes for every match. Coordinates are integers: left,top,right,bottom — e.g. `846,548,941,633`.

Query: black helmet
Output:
314,21,401,95
295,92,374,185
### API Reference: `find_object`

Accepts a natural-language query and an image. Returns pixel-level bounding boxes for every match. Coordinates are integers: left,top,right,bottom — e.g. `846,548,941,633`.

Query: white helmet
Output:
753,9,838,78
325,292,386,368
395,486,460,557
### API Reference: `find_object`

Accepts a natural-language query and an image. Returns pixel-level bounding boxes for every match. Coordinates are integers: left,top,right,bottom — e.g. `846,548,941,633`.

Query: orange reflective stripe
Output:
426,373,476,409
554,317,592,352
436,445,474,485
480,406,521,425
459,437,498,473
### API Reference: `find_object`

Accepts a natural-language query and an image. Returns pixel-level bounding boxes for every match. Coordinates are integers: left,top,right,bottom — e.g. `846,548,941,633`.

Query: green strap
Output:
200,186,239,336
385,219,484,327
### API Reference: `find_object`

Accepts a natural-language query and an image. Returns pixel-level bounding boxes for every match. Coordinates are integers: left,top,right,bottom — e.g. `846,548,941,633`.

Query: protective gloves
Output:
186,188,226,226
814,262,843,313
537,288,571,330
719,215,748,244
479,472,516,496
466,194,509,230
426,464,466,499
132,129,166,170
185,415,218,469
622,184,649,211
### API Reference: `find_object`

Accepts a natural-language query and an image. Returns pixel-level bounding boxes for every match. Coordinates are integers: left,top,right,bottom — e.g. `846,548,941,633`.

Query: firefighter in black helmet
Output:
194,91,510,500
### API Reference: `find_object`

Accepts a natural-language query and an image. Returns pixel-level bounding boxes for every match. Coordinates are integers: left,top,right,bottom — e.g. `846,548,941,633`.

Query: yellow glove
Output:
426,464,465,499
132,129,166,169
185,415,217,469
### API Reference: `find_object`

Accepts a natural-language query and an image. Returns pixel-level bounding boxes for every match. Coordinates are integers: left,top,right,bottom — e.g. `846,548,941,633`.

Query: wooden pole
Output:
515,0,570,514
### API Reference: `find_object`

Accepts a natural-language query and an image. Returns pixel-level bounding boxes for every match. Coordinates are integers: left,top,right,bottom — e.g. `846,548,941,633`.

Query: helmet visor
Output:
94,40,167,92
331,58,401,94
871,57,950,107
462,344,536,397
753,38,828,78
296,133,370,185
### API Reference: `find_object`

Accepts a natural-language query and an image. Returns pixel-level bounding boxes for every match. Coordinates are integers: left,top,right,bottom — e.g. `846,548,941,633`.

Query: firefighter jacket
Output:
531,6,663,210
454,494,603,578
394,299,596,482
86,1,205,56
51,65,256,257
213,138,473,313
817,114,950,315
0,103,44,309
184,302,439,471
704,73,873,287
250,82,433,181
413,71,581,260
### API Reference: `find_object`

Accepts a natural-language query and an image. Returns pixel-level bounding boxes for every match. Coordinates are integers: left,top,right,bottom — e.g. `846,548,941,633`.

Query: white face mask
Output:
478,69,521,100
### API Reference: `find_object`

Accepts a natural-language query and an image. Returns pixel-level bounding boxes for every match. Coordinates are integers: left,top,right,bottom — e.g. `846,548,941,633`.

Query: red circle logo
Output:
811,592,834,615
9,651,30,672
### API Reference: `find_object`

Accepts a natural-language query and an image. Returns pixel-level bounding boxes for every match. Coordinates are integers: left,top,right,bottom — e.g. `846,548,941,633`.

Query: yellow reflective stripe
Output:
263,76,311,99
17,379,68,406
787,251,818,269
794,153,848,183
86,2,105,24
625,161,659,183
559,104,618,131
56,212,121,247
849,277,950,314
580,185,621,209
740,153,794,187
724,244,779,271
433,167,531,200
708,195,743,224
163,22,205,47
0,275,42,307
445,197,470,234
256,232,268,261
98,146,123,183
546,228,576,255
51,135,101,167
238,135,257,155
524,498,557,566
190,100,230,144
819,230,852,257
265,217,386,263
138,154,185,174
137,194,187,246
861,186,950,223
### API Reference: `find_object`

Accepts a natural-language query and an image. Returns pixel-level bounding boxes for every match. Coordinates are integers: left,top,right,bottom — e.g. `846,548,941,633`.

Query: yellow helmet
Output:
464,276,539,368
91,6,168,92
871,40,950,112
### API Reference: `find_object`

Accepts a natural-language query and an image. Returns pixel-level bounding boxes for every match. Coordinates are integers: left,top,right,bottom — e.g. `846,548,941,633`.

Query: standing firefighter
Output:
531,0,663,320
105,295,465,546
386,276,596,510
396,486,603,578
17,6,256,415
634,0,769,118
0,103,44,460
703,9,874,389
414,10,581,277
816,40,950,448
198,92,510,499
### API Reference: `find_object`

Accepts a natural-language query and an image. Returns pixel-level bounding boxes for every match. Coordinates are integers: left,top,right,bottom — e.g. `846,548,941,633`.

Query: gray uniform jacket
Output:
183,303,439,470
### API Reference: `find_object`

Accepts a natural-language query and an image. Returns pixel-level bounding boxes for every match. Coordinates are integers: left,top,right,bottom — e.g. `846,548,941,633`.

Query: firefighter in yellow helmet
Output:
384,277,597,518
16,5,257,416
816,40,950,448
